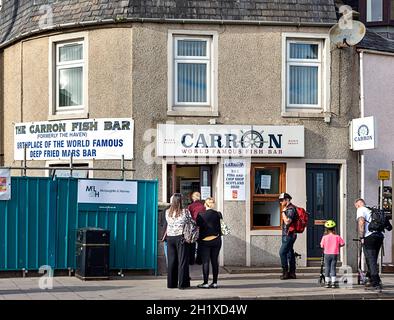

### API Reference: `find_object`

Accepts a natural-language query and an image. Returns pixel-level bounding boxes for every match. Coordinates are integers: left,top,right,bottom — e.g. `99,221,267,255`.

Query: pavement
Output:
0,265,394,300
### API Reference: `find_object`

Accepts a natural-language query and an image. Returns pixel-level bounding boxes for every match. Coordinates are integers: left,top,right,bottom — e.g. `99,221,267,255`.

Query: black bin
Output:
75,228,110,280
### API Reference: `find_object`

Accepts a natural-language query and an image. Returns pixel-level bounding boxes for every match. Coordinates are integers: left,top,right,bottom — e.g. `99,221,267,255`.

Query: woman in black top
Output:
196,197,222,288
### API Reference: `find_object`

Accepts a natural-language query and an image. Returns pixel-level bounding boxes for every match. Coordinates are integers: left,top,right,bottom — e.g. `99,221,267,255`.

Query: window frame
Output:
360,0,394,26
281,33,330,118
286,40,322,109
48,32,89,120
366,0,384,22
250,163,286,231
167,30,218,117
173,36,211,107
55,40,85,112
391,0,394,21
46,160,93,179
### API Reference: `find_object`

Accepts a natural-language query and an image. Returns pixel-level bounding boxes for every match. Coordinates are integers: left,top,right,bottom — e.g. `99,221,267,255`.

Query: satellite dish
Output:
329,20,366,48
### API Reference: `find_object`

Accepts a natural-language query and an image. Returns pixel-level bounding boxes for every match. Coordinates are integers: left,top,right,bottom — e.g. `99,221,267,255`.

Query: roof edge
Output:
357,48,394,55
0,17,334,50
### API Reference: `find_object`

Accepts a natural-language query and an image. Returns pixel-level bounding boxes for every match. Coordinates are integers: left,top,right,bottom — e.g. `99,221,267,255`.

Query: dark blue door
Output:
306,164,340,258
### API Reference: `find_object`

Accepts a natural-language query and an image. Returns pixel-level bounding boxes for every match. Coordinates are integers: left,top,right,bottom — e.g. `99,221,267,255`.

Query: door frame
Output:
305,159,347,265
161,157,223,264
306,163,340,259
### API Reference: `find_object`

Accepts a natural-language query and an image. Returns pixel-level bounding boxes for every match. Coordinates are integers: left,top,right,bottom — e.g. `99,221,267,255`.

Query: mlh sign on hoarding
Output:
157,124,305,157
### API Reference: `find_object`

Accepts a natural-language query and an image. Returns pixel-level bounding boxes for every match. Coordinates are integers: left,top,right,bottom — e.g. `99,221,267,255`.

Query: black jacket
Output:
197,209,222,239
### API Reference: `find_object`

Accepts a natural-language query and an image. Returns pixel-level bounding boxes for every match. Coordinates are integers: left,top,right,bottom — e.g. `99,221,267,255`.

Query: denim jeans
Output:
363,233,384,287
279,233,297,272
324,254,338,278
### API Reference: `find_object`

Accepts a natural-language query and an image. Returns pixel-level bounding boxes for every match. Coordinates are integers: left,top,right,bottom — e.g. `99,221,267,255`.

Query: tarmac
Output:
0,265,393,300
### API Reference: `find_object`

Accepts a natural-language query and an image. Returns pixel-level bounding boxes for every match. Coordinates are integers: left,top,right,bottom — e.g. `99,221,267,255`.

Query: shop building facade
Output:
1,1,361,270
342,0,394,266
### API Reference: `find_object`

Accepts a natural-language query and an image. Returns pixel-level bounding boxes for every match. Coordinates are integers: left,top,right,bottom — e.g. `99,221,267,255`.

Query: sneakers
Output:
331,281,339,289
325,282,331,288
197,283,209,289
209,283,218,289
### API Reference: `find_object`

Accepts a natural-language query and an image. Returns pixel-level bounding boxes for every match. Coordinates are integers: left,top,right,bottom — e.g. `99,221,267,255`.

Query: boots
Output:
289,272,297,279
280,270,290,280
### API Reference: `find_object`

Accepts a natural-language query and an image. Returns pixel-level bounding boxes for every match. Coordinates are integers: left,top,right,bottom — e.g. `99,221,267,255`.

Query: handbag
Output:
183,212,199,243
220,219,230,236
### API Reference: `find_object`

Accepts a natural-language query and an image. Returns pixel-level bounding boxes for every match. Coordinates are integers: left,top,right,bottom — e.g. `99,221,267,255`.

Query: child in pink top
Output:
320,220,345,288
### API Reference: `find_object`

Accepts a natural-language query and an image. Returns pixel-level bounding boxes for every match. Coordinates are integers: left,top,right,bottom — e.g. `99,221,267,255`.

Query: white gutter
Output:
359,51,365,199
357,48,394,57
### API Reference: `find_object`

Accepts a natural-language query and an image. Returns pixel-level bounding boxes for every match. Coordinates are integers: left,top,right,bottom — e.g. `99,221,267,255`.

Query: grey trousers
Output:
324,254,338,278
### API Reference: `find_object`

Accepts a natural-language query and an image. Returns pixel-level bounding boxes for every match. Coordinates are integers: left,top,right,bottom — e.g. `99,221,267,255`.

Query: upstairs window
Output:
168,31,218,116
391,0,394,19
361,0,394,25
286,40,322,109
55,40,85,113
173,36,211,106
367,0,383,21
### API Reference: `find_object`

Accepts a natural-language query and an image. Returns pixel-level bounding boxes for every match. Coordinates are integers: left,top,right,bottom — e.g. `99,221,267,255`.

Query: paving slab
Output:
0,266,393,300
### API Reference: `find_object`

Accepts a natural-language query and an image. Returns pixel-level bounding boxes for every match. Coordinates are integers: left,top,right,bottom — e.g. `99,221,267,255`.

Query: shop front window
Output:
251,163,286,229
167,165,212,208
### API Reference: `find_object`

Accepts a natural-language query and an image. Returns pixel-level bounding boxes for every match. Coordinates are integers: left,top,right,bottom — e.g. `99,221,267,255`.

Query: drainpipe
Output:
359,51,365,199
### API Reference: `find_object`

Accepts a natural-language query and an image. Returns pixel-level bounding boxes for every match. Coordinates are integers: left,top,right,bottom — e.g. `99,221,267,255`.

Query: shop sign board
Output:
378,170,390,181
14,118,134,160
157,124,304,157
350,116,376,151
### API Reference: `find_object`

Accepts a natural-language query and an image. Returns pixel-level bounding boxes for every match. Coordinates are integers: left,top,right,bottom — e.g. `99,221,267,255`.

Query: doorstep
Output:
383,264,394,273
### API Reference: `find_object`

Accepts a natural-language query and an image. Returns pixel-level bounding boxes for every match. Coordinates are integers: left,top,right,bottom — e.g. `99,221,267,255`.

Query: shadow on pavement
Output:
0,286,133,295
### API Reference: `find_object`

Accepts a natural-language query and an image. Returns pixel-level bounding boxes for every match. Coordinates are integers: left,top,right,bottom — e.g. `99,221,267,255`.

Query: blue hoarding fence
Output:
0,177,158,274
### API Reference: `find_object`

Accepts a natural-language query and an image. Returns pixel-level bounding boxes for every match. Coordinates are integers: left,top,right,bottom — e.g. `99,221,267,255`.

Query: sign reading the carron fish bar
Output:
14,118,134,160
157,124,304,157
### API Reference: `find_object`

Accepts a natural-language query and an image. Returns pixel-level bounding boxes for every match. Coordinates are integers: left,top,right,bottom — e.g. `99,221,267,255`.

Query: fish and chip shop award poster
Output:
0,168,11,201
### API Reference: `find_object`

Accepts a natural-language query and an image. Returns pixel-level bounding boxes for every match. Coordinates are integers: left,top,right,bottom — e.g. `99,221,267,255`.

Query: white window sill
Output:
48,112,89,121
167,109,219,117
281,110,329,119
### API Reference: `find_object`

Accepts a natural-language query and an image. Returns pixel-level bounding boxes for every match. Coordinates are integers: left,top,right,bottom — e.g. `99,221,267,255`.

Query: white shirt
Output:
356,206,374,238
166,209,191,237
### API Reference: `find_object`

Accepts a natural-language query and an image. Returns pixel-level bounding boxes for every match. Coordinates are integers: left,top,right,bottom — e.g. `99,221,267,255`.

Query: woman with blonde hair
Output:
165,193,192,289
196,197,222,288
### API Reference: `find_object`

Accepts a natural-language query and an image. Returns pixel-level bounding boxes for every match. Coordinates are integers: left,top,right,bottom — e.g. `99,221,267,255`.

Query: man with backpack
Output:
354,198,392,292
279,192,298,280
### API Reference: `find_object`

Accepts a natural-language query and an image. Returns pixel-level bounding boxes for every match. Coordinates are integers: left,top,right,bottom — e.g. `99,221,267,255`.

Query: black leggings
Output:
199,237,222,284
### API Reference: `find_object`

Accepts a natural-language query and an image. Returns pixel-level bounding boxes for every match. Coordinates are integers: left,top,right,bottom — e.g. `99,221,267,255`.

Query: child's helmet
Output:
324,220,336,229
